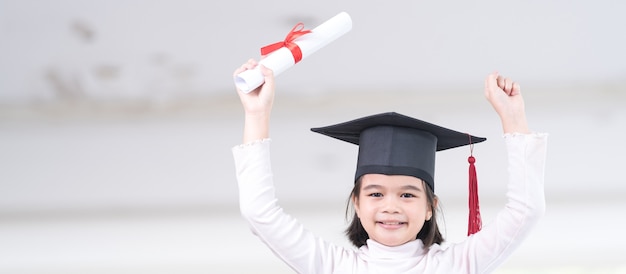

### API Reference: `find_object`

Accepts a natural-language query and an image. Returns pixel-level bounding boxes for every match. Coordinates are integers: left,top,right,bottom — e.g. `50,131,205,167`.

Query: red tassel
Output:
467,139,482,236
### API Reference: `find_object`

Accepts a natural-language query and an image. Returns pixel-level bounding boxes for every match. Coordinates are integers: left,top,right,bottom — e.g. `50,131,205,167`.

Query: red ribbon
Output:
260,23,311,64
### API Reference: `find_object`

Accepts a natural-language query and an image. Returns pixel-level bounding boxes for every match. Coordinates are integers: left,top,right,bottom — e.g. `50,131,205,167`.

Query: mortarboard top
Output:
311,112,486,192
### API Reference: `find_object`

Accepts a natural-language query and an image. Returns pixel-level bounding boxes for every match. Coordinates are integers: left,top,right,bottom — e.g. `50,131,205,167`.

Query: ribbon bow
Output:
260,23,311,64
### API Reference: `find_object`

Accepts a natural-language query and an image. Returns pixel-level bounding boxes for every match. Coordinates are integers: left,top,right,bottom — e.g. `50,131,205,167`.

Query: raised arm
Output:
439,73,547,274
232,60,346,273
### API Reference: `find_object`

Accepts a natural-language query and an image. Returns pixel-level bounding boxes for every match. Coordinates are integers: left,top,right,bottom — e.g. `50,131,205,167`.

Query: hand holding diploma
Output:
234,12,353,93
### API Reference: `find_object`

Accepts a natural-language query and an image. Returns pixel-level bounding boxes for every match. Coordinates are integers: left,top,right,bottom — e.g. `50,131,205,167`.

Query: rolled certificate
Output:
234,11,353,93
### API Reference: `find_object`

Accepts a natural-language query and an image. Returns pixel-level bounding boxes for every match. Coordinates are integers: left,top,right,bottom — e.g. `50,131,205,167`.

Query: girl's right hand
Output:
233,59,275,117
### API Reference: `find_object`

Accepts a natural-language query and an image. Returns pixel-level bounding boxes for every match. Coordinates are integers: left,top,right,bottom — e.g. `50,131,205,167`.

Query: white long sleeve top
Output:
232,133,548,274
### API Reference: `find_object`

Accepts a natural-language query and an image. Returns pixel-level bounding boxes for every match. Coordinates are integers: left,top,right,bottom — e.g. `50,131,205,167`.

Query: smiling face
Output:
353,173,433,247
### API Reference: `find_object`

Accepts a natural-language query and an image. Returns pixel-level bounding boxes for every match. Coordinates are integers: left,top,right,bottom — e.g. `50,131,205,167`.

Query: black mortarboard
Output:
310,112,486,192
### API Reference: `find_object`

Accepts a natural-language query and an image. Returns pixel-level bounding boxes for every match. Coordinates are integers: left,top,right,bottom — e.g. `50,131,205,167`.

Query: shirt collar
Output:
359,239,427,259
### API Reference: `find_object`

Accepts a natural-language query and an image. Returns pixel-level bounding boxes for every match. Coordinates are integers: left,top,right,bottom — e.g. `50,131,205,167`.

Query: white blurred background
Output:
1,0,625,273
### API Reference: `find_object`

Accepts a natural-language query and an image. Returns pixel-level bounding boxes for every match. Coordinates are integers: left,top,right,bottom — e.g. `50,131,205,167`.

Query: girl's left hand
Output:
484,72,530,134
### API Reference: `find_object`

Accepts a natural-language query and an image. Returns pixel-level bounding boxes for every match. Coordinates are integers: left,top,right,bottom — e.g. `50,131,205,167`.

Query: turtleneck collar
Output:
359,239,427,260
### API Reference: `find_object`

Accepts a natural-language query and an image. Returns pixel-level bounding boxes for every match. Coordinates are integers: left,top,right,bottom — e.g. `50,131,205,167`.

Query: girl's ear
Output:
426,196,438,221
352,195,361,217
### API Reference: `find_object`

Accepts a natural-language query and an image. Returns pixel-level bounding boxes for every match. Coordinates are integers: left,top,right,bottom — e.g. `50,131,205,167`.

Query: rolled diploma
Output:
234,11,352,93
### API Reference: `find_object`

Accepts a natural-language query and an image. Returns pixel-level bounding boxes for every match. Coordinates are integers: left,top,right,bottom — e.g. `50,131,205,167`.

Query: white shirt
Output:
233,133,548,274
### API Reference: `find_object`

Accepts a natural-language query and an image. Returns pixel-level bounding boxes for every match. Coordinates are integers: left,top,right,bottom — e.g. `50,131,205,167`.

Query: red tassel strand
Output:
467,140,482,236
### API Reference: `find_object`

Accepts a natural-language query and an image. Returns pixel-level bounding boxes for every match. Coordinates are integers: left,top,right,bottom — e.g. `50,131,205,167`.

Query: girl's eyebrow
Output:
362,184,383,191
362,184,422,192
401,185,423,192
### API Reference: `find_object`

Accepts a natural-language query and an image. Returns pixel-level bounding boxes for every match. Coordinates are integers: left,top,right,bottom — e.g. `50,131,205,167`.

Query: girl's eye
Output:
400,193,415,198
368,193,383,197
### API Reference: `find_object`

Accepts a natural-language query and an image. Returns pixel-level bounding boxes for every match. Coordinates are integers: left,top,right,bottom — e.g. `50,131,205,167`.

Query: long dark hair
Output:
345,176,444,247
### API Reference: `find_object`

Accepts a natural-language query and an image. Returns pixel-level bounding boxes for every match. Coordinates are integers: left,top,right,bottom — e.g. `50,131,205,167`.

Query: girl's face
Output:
353,173,433,247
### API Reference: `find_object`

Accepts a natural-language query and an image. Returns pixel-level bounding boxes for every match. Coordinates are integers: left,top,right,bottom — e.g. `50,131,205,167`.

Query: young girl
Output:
232,59,547,273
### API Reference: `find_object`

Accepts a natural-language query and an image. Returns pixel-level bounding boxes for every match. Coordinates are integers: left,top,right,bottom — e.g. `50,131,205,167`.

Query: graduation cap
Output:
311,112,486,235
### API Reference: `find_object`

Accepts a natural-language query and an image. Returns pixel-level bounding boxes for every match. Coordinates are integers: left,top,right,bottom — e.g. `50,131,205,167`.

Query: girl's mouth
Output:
376,221,406,229
377,221,406,225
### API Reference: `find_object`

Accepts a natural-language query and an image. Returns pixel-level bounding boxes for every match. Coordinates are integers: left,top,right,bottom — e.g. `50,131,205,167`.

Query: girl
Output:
232,59,547,273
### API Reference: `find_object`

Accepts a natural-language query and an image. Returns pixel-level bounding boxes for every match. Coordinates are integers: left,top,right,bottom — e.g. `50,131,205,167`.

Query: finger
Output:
259,64,274,77
242,59,258,71
497,75,506,90
233,59,259,77
504,78,514,95
511,82,521,96
259,65,275,91
484,72,499,97
246,58,258,67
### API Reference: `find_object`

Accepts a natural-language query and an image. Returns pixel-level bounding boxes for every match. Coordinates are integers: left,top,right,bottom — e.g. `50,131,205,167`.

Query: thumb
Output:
259,65,274,88
259,64,273,77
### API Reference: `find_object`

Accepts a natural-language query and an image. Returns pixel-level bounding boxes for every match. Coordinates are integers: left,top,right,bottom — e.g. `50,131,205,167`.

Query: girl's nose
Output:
381,197,400,214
